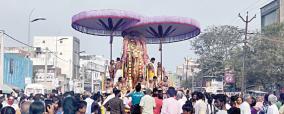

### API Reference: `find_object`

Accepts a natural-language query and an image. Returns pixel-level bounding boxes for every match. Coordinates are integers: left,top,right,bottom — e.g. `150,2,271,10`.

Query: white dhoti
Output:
114,69,123,83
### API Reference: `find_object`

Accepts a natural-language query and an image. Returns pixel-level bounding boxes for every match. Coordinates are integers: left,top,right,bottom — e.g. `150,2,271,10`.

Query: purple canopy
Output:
71,9,141,60
124,16,200,44
72,9,141,36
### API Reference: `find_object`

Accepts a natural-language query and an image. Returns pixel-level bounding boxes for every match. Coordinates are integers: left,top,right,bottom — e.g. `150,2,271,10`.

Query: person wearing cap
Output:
267,94,279,114
161,87,179,114
140,89,155,114
104,88,125,114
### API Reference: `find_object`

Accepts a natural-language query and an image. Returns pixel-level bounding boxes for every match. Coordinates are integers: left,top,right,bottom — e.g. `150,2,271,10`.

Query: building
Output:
79,54,108,93
167,71,179,87
32,36,80,91
176,58,200,89
4,53,32,89
261,0,284,28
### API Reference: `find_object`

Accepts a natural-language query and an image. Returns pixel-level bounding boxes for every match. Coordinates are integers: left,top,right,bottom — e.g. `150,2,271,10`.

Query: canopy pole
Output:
159,38,163,81
110,32,113,61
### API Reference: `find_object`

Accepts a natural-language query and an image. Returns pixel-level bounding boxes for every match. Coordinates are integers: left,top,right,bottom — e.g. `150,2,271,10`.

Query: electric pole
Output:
239,12,256,95
184,58,188,87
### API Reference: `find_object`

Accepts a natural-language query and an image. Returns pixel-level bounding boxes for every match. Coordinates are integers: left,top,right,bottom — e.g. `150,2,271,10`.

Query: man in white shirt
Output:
84,91,94,114
177,91,187,114
194,92,207,114
161,87,179,114
140,89,156,114
240,95,252,114
267,94,279,114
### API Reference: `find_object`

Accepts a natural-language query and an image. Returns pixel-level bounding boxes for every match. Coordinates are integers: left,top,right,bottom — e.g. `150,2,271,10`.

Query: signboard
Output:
211,81,223,90
225,69,235,83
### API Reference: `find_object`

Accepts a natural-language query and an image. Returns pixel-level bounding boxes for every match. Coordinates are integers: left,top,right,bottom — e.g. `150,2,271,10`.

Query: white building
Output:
79,54,108,93
176,58,199,80
32,36,80,91
176,58,200,89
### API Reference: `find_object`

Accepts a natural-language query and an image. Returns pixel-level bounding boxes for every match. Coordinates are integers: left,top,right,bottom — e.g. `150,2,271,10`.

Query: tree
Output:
191,25,244,90
191,24,284,92
246,23,284,91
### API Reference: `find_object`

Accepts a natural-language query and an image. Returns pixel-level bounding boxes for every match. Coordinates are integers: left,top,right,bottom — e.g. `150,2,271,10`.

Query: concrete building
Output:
261,0,284,28
79,54,108,93
4,53,32,89
32,36,80,91
176,58,200,89
167,71,179,87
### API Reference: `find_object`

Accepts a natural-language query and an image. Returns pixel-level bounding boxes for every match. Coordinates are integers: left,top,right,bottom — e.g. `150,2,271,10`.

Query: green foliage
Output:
191,25,243,78
191,23,284,91
246,23,284,91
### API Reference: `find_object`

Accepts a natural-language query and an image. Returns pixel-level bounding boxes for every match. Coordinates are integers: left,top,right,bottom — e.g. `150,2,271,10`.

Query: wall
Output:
33,36,80,80
280,0,284,22
4,53,33,89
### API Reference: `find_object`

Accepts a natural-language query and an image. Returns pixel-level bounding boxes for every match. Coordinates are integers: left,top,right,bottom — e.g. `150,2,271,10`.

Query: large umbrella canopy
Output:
71,9,141,60
124,16,200,44
72,9,141,36
124,16,200,80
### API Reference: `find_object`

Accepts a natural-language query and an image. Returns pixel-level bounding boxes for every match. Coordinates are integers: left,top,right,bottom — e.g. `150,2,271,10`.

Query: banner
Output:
225,69,235,84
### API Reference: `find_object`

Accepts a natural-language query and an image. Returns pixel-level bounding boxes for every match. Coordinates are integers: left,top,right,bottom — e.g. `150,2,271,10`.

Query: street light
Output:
28,9,46,46
30,18,46,22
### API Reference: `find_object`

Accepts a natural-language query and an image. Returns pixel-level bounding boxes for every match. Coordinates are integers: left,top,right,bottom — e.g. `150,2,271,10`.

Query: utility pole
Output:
185,58,188,88
239,12,256,95
45,47,48,84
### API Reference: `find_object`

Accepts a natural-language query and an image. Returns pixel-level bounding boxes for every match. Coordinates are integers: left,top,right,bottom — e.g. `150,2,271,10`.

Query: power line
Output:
228,0,267,26
3,32,34,48
3,32,69,63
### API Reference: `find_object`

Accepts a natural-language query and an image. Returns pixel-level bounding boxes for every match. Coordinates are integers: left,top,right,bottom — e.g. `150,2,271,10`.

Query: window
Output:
42,40,45,43
59,52,62,55
60,40,63,43
263,10,278,26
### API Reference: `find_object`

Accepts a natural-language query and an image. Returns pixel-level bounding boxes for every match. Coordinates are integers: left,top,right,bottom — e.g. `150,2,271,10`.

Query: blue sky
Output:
0,0,272,71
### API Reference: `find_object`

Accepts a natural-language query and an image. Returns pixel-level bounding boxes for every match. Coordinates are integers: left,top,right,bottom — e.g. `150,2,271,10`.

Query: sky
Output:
0,0,273,72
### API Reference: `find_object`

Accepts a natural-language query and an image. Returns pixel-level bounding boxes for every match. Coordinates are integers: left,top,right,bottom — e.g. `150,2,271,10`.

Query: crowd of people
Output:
1,83,284,114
